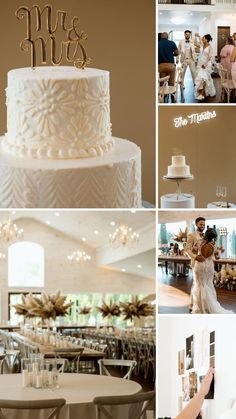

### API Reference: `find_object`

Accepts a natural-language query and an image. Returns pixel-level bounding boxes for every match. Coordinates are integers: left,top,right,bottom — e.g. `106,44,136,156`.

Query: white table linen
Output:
207,202,236,208
161,194,195,208
0,373,141,419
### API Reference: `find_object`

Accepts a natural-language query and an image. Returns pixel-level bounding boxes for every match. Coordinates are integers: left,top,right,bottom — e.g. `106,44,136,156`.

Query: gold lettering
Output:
15,4,91,69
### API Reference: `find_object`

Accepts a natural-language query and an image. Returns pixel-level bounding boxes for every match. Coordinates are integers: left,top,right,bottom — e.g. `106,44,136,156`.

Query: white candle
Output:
48,371,53,386
43,369,48,386
28,371,33,386
36,375,42,388
22,370,29,387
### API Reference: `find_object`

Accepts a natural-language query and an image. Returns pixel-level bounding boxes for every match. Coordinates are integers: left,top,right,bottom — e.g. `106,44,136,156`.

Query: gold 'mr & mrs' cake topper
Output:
15,4,91,69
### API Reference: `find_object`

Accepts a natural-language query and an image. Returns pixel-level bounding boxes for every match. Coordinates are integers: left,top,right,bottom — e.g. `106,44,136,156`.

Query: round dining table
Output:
0,373,141,419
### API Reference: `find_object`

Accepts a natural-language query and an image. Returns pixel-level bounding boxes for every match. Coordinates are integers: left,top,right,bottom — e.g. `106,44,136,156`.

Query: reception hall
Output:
0,209,155,418
158,210,236,314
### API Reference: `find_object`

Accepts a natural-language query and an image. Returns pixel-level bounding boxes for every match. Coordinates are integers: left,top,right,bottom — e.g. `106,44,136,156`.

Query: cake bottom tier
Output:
0,137,141,208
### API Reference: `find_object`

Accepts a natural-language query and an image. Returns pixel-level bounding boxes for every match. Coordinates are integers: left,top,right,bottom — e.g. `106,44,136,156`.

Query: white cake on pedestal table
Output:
0,66,141,208
162,155,194,208
166,155,191,177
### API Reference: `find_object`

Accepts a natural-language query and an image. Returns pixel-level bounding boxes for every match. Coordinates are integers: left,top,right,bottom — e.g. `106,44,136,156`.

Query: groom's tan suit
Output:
186,230,204,267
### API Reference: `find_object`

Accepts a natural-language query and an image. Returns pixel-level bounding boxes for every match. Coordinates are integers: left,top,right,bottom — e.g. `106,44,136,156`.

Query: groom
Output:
186,217,206,312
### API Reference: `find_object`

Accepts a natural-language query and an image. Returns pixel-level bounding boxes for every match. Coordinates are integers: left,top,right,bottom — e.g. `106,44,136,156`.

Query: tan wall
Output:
0,0,155,204
158,106,236,208
0,219,155,322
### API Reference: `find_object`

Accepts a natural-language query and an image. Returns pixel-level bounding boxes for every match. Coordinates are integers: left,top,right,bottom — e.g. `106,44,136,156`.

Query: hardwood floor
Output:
164,67,235,104
158,267,236,314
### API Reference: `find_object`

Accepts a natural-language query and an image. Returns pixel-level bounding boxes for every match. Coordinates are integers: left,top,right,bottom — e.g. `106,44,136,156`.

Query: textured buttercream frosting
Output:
0,137,141,208
4,66,113,159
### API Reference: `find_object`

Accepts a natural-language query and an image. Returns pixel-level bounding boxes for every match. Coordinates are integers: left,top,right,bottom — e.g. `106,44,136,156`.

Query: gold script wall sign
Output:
16,4,91,69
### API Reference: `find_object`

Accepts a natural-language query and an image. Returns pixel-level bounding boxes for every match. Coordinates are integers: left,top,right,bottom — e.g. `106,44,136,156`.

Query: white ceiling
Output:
158,10,211,26
105,249,156,279
158,10,236,26
1,210,155,249
159,210,236,224
0,210,156,280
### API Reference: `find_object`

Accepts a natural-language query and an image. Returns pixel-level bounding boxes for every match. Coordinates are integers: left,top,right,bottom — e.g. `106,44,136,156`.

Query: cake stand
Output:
161,175,195,208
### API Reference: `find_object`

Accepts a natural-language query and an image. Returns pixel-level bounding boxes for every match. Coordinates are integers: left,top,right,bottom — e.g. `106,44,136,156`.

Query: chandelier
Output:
0,219,24,242
67,250,91,264
109,225,139,248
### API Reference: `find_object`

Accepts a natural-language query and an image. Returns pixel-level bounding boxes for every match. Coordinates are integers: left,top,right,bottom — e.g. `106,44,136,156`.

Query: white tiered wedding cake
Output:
0,66,141,208
166,155,191,178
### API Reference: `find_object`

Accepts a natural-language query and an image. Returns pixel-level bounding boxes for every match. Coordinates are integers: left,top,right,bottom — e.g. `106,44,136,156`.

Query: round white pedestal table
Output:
207,203,236,208
161,194,195,208
0,373,141,419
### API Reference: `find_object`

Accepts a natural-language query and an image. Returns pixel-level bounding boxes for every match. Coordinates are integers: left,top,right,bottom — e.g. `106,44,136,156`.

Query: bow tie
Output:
185,40,190,43
199,232,204,237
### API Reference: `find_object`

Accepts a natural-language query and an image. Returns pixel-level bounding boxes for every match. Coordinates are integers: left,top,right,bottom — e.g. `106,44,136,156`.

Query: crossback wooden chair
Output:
0,331,14,350
0,355,6,374
93,390,155,419
158,67,185,103
1,350,20,374
217,63,235,103
158,75,170,103
0,398,66,419
54,347,84,373
98,359,137,380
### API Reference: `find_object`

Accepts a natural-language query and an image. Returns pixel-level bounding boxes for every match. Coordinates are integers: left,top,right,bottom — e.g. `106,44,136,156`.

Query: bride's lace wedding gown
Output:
191,240,234,314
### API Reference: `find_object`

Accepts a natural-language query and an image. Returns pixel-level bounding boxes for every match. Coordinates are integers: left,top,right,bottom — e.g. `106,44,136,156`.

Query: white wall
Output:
158,315,236,419
158,25,199,36
0,219,155,323
159,13,236,55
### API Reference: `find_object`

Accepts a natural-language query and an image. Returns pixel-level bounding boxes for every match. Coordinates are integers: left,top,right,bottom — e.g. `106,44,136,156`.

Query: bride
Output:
191,228,233,314
195,34,216,101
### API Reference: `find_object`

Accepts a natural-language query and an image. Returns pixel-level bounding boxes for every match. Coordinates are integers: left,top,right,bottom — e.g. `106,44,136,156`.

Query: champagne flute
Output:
222,186,228,207
216,185,221,200
222,186,227,199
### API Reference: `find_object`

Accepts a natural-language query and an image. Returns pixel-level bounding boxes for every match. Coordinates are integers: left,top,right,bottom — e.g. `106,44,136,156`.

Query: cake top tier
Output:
4,66,113,160
171,155,186,166
8,66,108,81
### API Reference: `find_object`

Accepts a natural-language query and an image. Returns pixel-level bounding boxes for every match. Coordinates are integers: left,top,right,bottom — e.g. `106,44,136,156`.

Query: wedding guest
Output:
220,37,234,78
173,243,180,256
168,243,174,254
158,32,179,86
232,32,236,45
158,368,214,419
177,30,197,85
195,34,216,100
230,44,236,87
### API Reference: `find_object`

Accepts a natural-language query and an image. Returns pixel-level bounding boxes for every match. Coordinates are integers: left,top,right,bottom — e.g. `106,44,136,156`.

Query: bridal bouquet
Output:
214,266,236,291
120,296,155,321
13,290,73,320
96,301,120,318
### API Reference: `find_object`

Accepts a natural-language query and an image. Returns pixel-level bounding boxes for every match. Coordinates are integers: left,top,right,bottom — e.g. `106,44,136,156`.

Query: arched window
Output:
8,241,44,287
